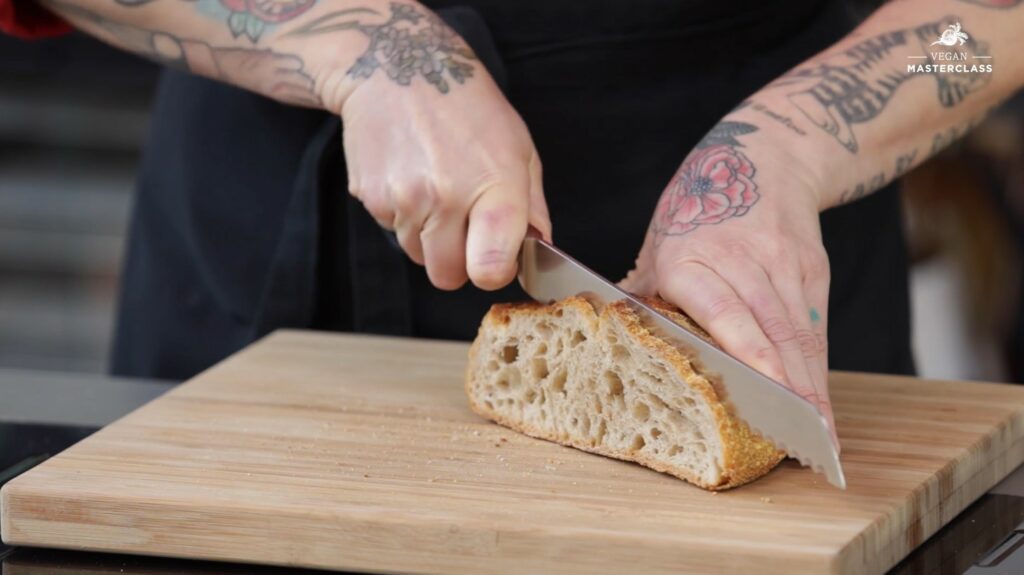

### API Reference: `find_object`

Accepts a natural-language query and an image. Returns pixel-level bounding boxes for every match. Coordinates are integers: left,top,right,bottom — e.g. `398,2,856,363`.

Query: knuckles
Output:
391,184,439,215
759,315,798,345
803,248,832,283
795,328,820,358
703,295,749,325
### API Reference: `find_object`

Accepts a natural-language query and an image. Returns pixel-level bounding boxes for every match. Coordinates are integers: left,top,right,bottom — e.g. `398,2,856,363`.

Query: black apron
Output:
111,0,915,379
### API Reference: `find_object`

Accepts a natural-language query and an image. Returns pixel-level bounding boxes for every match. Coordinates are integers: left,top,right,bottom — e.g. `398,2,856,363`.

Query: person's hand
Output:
621,119,837,445
333,43,550,291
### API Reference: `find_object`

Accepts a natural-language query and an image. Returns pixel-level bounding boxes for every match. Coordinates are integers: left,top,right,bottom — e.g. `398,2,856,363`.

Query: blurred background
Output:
0,20,1022,384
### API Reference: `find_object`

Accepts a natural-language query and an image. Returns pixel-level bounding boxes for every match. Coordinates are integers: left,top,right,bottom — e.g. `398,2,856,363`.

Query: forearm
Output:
38,0,476,111
720,0,1024,210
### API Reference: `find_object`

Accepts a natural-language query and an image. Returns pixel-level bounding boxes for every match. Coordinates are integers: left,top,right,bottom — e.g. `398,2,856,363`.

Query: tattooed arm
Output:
39,0,551,289
762,1,1024,207
625,0,1024,443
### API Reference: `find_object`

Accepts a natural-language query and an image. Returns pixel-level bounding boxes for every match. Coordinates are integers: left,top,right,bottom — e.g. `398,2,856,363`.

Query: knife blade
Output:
517,237,846,489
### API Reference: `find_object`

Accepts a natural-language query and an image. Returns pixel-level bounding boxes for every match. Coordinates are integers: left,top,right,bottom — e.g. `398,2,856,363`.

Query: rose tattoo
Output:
653,121,760,239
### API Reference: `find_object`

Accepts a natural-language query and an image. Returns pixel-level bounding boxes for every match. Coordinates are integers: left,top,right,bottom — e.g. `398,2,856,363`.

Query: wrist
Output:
268,1,479,116
723,98,836,212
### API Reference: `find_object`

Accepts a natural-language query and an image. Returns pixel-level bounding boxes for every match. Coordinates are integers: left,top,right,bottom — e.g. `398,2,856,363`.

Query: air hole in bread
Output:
571,330,587,347
595,419,607,443
571,416,579,427
484,400,494,410
537,342,548,355
497,377,509,389
537,322,553,338
603,371,624,397
581,414,591,434
554,309,564,318
486,360,499,372
612,345,630,361
501,345,518,364
631,434,646,451
524,389,538,404
532,358,549,379
606,333,618,345
648,394,669,411
683,397,696,408
650,427,662,439
552,369,568,394
633,402,650,422
667,445,681,457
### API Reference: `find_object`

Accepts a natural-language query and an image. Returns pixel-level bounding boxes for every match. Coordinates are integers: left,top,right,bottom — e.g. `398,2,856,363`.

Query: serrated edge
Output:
748,424,846,489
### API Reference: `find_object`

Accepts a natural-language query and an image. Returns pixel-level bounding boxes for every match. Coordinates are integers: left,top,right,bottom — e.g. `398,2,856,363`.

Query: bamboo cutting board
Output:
3,331,1024,575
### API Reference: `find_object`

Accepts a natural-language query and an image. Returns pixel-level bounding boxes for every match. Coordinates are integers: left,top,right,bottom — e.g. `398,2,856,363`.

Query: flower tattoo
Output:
653,121,760,239
220,0,317,41
285,2,476,94
112,0,318,42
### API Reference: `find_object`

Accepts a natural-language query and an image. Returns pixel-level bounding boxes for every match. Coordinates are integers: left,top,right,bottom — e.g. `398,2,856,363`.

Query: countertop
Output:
2,368,1023,574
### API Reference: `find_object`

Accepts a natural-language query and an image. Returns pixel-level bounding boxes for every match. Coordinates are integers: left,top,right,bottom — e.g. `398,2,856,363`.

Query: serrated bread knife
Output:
517,237,846,489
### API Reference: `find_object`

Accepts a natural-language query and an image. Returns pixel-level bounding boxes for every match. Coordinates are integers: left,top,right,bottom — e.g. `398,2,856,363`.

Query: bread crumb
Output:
544,464,556,471
363,474,370,479
472,430,481,436
760,496,773,503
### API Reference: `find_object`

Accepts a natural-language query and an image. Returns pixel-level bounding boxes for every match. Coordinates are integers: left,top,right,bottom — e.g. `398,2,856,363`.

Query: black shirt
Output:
111,0,915,379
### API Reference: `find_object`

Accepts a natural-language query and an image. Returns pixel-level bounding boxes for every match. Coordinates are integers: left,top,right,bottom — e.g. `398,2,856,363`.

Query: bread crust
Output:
465,296,784,490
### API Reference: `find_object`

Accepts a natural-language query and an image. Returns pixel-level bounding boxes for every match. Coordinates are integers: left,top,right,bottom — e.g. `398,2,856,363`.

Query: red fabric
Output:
0,0,71,39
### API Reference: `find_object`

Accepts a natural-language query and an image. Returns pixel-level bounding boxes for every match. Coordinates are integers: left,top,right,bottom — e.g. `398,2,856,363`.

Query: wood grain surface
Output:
3,330,1024,575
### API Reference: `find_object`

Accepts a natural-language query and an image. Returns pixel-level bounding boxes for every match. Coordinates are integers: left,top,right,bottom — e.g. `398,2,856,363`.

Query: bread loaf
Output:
465,296,784,490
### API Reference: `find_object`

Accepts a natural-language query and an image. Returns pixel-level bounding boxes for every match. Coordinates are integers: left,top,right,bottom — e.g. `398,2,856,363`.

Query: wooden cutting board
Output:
3,331,1024,575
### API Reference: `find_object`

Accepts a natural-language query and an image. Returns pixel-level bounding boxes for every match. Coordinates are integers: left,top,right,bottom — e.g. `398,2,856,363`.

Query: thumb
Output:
465,173,530,291
527,152,553,243
618,228,658,295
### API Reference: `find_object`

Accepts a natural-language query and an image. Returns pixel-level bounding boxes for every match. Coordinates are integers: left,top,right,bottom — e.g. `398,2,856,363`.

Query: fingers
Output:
659,261,788,386
356,163,538,292
713,258,820,406
391,184,434,266
465,173,530,291
799,254,837,447
421,209,469,291
767,267,829,411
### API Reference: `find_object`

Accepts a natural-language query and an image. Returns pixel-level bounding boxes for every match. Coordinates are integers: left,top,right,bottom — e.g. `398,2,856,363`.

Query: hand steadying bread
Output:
465,295,784,490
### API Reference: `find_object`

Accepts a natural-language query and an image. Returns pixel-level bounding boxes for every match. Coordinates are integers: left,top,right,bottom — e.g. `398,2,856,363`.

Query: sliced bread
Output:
465,296,785,490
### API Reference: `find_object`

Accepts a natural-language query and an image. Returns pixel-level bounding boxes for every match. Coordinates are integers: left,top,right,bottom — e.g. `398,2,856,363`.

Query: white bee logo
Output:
931,22,969,47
